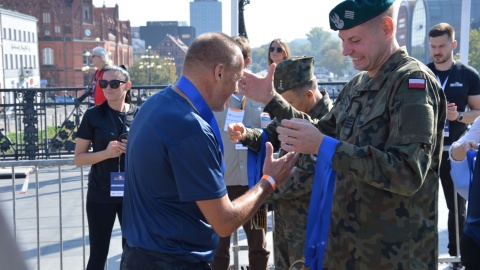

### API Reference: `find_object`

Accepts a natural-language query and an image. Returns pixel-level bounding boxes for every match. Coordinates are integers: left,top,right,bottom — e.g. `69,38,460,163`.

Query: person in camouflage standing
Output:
228,56,333,269
234,0,447,268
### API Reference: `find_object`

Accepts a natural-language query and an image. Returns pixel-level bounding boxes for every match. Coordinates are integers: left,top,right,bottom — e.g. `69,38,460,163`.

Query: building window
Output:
43,12,51,23
43,48,54,65
34,56,37,68
8,28,11,39
55,25,61,34
10,55,13,69
4,54,8,69
2,28,5,39
45,26,50,36
29,55,32,68
13,29,16,41
15,55,18,69
24,31,26,41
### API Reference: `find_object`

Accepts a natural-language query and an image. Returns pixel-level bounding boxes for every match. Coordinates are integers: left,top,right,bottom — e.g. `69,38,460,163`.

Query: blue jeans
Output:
121,244,212,270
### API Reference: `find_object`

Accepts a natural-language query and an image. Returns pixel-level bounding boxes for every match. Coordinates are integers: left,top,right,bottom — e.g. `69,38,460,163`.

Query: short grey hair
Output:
91,46,112,66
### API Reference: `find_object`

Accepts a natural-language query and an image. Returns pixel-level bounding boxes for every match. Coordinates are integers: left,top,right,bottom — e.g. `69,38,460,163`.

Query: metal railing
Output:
0,85,167,160
0,82,346,161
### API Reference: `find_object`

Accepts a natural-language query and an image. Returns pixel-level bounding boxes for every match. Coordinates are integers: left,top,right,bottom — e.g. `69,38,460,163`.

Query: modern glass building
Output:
397,0,480,64
190,0,222,37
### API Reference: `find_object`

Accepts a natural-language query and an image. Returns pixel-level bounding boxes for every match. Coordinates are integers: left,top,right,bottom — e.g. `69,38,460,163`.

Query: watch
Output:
456,113,464,122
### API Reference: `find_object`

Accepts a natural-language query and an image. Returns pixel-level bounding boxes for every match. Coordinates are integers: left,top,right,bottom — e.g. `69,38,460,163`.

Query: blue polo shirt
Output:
122,87,227,263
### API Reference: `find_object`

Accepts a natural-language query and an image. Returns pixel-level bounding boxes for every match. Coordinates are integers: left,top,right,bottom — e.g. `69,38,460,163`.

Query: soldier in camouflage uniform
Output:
228,56,333,269
234,0,447,269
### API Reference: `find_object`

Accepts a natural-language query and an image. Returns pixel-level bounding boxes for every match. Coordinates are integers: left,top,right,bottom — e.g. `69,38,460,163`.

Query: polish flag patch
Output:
408,78,426,89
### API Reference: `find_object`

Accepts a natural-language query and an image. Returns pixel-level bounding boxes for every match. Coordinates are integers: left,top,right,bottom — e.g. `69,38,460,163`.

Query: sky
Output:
92,0,343,48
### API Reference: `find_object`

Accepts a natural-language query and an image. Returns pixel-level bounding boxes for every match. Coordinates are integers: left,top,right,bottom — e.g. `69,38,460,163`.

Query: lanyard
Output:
175,76,224,157
107,104,127,172
436,75,449,90
436,61,455,91
228,95,247,110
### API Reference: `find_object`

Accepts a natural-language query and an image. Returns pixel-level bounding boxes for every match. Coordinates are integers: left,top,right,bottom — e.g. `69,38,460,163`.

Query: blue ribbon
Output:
247,130,269,188
304,136,338,269
175,76,225,171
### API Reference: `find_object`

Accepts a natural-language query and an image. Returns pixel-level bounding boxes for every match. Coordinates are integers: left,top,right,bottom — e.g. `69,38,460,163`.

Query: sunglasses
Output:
99,79,127,89
269,47,283,53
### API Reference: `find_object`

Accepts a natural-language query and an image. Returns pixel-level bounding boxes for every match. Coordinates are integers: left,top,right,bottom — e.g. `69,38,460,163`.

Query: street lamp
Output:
139,46,161,85
165,52,176,83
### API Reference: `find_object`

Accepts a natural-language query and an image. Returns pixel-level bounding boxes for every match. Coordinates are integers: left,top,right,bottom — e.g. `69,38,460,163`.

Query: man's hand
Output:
447,102,459,121
277,118,324,155
262,141,298,186
227,123,247,143
238,63,277,104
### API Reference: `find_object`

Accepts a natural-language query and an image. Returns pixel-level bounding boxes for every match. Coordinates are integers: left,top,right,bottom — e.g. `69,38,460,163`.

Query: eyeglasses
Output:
99,79,127,89
269,47,283,53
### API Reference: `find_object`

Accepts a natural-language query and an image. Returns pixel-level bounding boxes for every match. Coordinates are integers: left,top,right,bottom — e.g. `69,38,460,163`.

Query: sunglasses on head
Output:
269,47,283,53
99,79,127,89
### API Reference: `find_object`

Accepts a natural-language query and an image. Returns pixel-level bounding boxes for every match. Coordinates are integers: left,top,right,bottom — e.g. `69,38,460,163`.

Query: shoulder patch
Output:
408,78,426,89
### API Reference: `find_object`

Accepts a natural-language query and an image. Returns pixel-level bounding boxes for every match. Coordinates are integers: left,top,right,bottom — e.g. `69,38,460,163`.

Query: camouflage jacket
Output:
264,47,446,269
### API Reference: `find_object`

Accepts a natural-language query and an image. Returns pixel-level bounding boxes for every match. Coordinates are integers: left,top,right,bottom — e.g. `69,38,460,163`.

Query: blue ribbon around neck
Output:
175,76,225,172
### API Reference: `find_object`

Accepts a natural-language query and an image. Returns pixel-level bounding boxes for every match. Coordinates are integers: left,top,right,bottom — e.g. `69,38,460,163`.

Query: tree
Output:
319,39,347,78
306,27,333,64
469,29,480,72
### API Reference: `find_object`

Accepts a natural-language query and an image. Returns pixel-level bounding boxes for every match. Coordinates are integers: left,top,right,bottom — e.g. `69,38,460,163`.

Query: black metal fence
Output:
0,81,346,160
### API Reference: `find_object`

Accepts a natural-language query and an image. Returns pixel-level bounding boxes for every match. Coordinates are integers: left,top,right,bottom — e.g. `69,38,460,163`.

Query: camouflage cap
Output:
274,56,315,94
329,0,396,31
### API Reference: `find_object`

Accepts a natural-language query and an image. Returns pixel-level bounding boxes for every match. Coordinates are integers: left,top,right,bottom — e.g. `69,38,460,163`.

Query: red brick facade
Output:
1,0,133,87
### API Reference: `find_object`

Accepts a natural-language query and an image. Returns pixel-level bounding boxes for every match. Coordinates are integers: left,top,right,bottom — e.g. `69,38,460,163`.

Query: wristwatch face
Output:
458,114,464,122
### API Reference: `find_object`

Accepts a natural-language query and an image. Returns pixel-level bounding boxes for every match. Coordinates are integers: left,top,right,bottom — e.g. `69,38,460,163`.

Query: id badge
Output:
110,172,125,197
224,108,245,131
235,142,248,150
444,120,449,137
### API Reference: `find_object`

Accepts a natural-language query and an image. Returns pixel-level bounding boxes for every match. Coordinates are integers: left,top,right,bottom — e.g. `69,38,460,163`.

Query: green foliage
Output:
129,55,174,85
249,26,351,79
469,29,480,72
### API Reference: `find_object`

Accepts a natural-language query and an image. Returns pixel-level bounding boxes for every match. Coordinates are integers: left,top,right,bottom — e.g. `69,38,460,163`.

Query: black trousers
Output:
440,153,467,256
86,200,124,270
121,244,212,270
461,234,480,269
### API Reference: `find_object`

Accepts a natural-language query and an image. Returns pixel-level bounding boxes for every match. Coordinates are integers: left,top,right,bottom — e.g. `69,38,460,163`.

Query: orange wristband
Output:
261,174,276,190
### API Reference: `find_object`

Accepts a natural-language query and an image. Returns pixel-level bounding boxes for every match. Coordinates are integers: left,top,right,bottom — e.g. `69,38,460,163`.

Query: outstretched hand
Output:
262,141,298,187
239,63,277,105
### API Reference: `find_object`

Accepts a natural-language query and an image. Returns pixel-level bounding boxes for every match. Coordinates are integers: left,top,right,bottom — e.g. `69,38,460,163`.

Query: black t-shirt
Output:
76,102,139,203
427,61,480,144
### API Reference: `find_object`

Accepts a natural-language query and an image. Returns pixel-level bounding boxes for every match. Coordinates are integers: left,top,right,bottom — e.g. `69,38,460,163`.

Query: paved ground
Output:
0,164,462,269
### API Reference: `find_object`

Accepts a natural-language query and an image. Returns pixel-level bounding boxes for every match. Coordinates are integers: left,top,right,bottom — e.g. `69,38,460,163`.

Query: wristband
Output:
261,175,276,190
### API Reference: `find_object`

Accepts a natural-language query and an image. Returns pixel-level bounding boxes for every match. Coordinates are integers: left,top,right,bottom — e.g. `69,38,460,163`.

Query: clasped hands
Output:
105,138,127,158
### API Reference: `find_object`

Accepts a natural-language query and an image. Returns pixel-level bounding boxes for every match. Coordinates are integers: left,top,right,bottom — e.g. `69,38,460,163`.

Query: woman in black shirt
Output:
74,66,139,270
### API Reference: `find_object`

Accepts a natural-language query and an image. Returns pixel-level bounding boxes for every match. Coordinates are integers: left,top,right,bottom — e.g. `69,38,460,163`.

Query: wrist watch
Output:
456,113,464,122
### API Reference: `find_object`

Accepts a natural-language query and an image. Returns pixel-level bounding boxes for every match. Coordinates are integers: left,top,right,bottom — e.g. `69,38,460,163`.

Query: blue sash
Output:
175,76,225,173
247,130,269,188
304,136,338,269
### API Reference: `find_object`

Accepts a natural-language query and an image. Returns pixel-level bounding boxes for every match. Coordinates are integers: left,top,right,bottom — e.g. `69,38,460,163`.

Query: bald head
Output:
183,32,243,75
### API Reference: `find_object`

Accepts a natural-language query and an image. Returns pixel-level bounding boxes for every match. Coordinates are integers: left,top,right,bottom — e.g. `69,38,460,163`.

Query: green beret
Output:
329,0,396,31
274,56,315,95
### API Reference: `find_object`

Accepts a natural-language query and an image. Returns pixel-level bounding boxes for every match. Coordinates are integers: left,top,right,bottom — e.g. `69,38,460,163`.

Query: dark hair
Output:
233,36,251,61
429,23,455,42
103,65,131,103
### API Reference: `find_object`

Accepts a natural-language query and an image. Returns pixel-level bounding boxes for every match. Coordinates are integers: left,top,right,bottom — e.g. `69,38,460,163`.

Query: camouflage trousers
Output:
272,195,310,269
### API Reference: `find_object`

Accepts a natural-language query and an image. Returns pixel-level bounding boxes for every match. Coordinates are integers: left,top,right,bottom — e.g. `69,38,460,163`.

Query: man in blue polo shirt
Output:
120,32,297,270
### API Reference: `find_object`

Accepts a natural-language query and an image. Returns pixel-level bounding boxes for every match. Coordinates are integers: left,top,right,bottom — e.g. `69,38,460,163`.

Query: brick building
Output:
0,0,133,87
